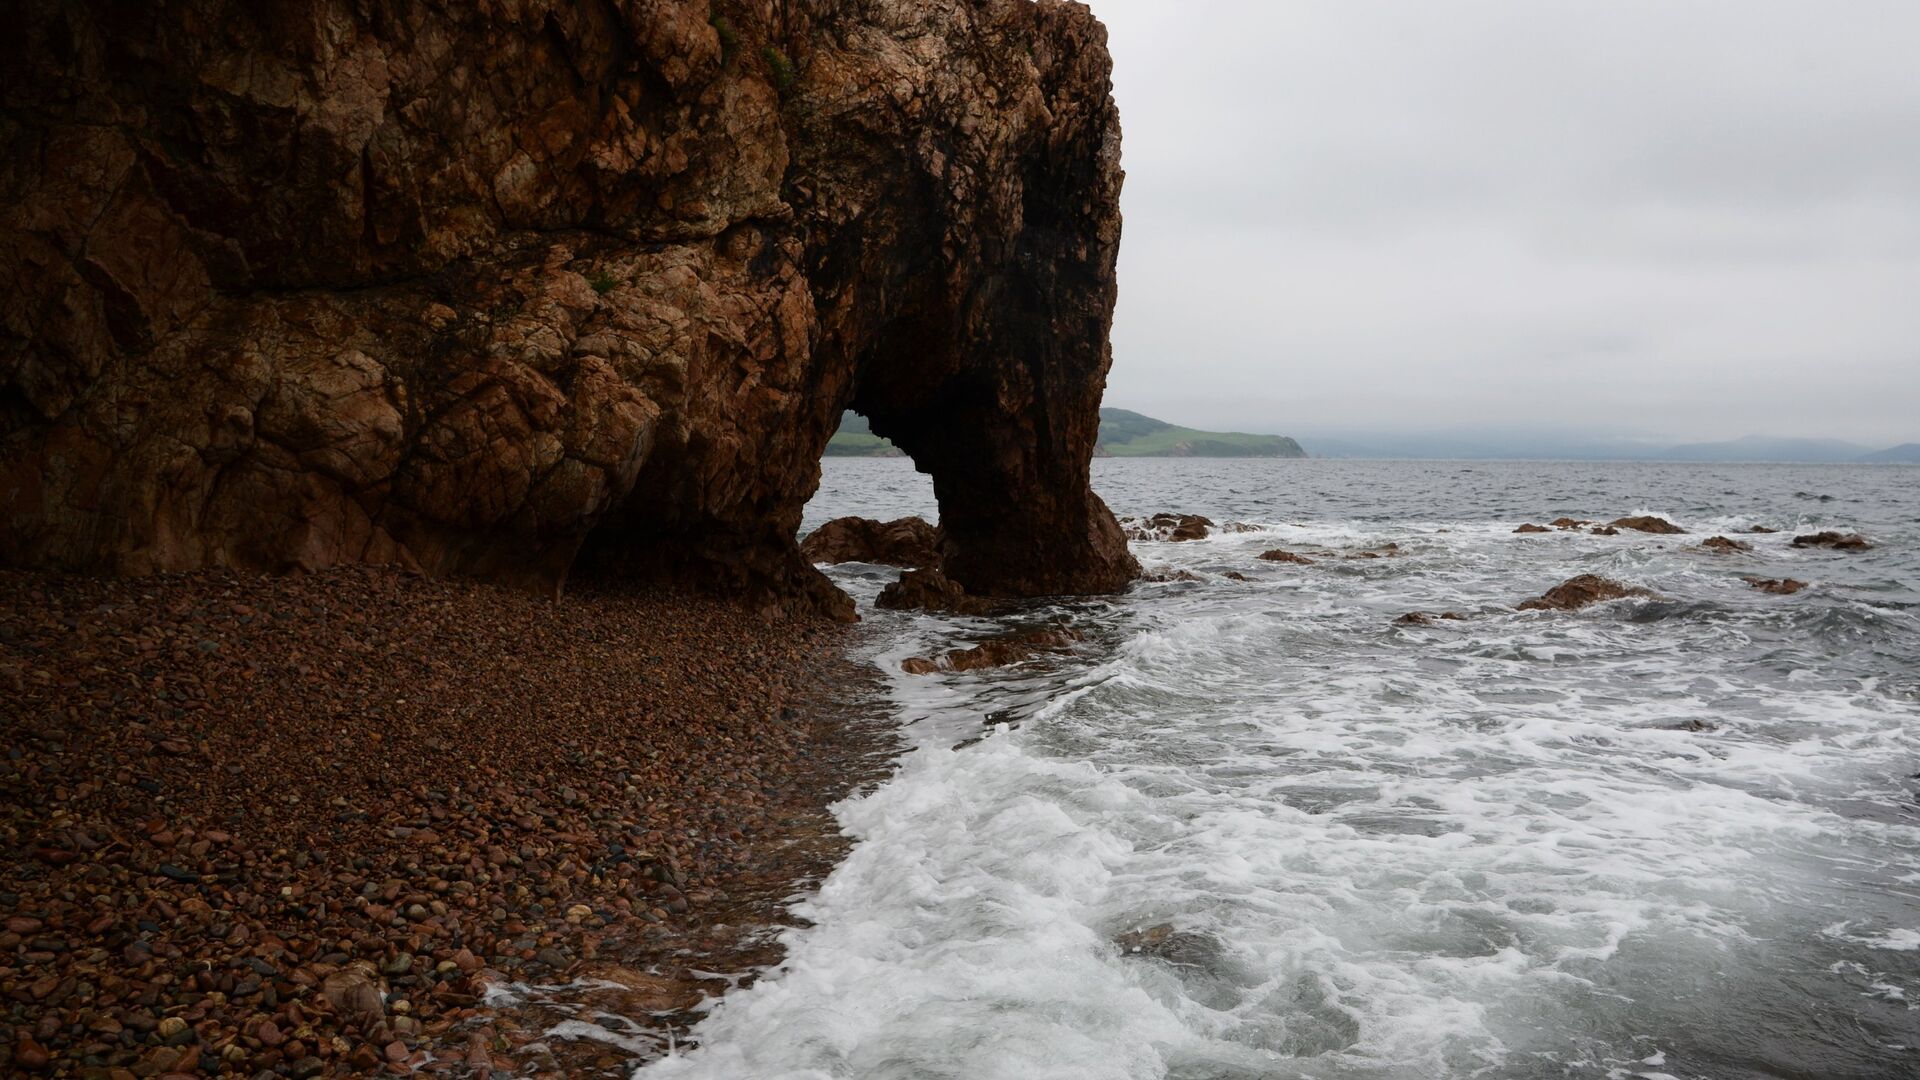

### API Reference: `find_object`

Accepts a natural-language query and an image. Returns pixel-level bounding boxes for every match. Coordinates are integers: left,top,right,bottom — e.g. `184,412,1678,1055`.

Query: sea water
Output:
641,459,1920,1080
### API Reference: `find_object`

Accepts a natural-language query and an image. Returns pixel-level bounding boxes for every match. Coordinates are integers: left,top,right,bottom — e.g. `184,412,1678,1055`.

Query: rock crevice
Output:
0,0,1137,614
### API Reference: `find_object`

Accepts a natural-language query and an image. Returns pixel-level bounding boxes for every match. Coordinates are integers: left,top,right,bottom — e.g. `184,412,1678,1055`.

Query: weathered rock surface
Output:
1518,574,1657,612
1513,523,1552,534
1608,516,1686,535
1743,575,1807,595
0,0,1137,613
1549,517,1594,529
801,516,939,567
1697,536,1754,554
1791,531,1872,551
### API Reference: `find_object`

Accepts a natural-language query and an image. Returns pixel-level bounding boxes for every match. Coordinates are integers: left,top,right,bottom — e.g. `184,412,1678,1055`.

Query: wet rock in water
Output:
1396,611,1467,626
1122,513,1214,542
1549,517,1595,529
1344,542,1401,560
1590,526,1620,536
801,517,941,567
1608,515,1686,535
1222,571,1249,581
1791,531,1873,551
1746,525,1778,534
1140,568,1205,583
1518,574,1657,612
1513,523,1552,534
1696,536,1754,554
1663,719,1719,732
1113,924,1229,970
1258,549,1314,564
876,568,992,615
901,627,1084,675
1743,576,1808,595
580,965,706,1014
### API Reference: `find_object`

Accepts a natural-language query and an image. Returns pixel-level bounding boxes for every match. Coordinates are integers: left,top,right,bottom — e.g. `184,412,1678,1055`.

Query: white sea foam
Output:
653,459,1920,1079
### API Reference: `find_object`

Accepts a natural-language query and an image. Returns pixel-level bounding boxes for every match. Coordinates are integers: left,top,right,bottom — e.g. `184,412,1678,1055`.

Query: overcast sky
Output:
1091,1,1920,446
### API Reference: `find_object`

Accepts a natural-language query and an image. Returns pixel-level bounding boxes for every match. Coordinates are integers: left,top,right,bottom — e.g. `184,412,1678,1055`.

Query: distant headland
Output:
826,408,1309,459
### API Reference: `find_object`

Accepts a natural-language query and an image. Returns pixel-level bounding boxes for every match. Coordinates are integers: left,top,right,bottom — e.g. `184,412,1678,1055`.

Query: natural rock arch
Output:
0,0,1137,615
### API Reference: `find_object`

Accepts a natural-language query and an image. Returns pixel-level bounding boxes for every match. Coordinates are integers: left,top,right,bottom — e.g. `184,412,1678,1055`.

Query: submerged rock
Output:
1517,574,1657,612
1258,549,1315,564
1397,611,1468,625
1746,525,1779,534
1513,523,1552,534
1743,576,1808,595
1791,531,1873,551
801,517,940,567
901,627,1084,675
1590,526,1620,536
1608,516,1686,535
1696,536,1754,554
1549,517,1595,529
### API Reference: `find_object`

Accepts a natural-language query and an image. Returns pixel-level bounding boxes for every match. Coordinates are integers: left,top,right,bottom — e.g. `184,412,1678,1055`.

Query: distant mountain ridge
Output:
825,409,1308,458
1657,434,1873,463
1859,443,1920,463
1303,431,1918,462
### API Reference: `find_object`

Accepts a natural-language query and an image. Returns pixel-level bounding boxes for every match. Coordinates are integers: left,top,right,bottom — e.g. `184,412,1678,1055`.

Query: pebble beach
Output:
0,566,895,1077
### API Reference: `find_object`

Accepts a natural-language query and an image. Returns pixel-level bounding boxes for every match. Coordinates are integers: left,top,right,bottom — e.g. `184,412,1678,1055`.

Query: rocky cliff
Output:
0,0,1137,617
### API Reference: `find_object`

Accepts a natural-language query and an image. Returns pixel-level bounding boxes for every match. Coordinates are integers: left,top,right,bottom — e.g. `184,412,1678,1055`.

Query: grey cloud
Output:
1090,0,1920,445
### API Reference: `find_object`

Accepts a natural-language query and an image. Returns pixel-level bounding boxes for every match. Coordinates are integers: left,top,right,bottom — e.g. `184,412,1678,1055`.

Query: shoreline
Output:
0,567,899,1077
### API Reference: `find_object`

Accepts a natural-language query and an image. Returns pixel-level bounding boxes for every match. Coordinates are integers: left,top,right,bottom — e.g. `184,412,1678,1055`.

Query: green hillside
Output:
823,408,1306,458
821,412,903,456
1096,408,1306,458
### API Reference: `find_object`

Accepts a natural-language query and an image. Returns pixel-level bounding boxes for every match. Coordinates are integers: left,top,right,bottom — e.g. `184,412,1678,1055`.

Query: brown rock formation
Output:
800,516,938,567
1696,536,1754,554
1742,576,1807,595
1791,531,1873,552
0,0,1136,615
1513,523,1552,534
1549,517,1594,529
1608,516,1686,535
1517,574,1657,612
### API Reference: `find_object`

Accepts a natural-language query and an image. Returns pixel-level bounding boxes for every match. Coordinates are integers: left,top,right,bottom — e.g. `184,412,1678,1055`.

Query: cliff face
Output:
0,0,1137,616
